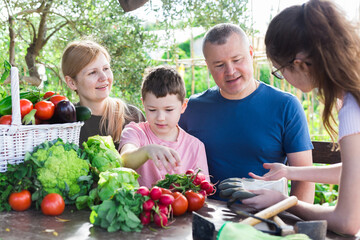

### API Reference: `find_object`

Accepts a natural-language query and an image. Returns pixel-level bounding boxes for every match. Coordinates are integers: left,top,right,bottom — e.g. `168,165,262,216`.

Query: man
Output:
179,23,315,203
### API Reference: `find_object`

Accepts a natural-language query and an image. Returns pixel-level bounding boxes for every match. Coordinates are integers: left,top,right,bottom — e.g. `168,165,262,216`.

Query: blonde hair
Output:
62,39,127,143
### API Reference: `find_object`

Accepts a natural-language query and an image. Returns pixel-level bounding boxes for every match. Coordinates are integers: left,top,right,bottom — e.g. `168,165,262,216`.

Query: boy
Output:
119,66,209,188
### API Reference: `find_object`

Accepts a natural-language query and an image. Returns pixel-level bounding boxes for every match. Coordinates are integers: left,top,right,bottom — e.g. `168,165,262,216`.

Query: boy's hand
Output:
144,144,181,172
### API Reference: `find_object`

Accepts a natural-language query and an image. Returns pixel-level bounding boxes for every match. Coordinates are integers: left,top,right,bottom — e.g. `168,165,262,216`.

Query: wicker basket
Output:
0,67,83,172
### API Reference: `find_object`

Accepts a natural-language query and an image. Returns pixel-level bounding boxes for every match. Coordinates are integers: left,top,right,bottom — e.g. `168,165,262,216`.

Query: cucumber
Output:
0,91,42,116
75,106,92,121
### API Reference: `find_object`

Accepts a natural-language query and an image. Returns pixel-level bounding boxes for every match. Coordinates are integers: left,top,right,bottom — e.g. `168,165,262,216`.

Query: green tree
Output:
0,0,159,108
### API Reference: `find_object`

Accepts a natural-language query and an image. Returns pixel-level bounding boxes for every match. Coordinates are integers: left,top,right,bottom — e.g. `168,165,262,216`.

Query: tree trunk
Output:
24,1,53,84
8,16,15,66
25,43,40,80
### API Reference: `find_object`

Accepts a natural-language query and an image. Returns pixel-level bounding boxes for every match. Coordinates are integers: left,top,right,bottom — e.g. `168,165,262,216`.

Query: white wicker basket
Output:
0,67,83,172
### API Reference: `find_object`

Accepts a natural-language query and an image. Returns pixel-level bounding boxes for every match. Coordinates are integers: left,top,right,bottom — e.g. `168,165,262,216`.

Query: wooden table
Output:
0,199,354,240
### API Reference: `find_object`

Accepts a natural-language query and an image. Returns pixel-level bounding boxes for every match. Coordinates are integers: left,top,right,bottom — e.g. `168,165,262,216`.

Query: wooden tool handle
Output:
272,215,286,227
241,196,298,226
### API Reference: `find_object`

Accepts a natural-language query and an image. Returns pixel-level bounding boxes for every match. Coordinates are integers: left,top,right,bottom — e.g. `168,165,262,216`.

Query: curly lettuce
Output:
83,135,123,173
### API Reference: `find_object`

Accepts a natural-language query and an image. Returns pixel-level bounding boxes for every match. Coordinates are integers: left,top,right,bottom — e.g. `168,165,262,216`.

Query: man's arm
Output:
287,150,315,204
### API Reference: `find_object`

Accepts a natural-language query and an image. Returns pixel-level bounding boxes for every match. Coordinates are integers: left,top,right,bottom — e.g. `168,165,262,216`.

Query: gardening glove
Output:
218,178,257,203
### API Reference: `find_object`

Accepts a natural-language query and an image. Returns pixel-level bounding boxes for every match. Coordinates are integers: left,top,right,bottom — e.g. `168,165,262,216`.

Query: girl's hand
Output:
248,163,288,181
144,144,181,172
241,189,287,210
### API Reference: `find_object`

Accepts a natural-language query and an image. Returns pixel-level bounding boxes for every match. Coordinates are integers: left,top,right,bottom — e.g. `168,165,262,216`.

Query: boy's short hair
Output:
141,66,186,102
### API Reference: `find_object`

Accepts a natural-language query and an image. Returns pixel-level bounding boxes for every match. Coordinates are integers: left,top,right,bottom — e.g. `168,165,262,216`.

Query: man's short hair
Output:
202,23,249,54
141,66,186,102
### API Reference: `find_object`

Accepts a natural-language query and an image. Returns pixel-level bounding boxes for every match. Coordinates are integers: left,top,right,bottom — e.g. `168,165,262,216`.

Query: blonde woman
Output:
62,40,145,148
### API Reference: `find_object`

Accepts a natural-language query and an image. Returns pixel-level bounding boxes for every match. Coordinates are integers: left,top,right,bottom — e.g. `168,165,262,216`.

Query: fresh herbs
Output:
90,188,145,232
0,155,39,211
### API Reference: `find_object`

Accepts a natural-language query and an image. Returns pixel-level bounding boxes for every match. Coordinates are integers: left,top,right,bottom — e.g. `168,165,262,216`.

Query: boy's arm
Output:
120,143,181,171
120,143,150,169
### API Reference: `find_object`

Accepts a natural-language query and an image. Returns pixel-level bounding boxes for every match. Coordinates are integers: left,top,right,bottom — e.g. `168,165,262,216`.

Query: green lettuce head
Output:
83,135,123,173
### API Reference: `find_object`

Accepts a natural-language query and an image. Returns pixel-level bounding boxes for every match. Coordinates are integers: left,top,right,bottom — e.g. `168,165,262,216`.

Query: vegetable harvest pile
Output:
0,90,92,125
0,135,216,233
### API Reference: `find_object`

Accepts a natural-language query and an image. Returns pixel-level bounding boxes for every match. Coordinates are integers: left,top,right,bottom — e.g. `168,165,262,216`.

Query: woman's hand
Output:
241,189,287,210
144,144,181,172
248,163,288,181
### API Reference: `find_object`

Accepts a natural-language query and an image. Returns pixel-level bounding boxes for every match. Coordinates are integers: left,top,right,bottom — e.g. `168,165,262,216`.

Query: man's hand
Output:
241,189,287,210
218,178,257,203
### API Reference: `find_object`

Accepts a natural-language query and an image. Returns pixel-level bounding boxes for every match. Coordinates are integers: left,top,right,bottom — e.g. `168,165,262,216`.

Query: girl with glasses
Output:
245,0,360,235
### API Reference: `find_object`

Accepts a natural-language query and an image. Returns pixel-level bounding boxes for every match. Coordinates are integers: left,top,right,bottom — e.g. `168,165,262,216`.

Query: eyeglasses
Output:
271,59,295,80
271,58,312,80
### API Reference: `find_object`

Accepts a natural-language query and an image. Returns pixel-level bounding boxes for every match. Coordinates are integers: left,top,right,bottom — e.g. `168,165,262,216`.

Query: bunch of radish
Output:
185,169,215,197
137,186,174,227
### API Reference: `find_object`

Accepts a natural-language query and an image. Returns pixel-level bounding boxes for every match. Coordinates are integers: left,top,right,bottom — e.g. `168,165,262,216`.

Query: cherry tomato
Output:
43,91,58,99
20,99,34,118
185,190,205,212
34,100,55,120
50,95,68,106
8,190,32,211
171,192,188,216
0,115,12,125
41,193,65,216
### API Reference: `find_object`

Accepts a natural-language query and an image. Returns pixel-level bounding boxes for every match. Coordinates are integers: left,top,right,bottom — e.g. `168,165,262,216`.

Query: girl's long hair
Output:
265,0,360,142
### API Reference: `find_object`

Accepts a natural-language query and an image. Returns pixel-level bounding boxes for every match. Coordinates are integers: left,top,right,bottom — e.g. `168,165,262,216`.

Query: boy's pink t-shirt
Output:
119,121,209,188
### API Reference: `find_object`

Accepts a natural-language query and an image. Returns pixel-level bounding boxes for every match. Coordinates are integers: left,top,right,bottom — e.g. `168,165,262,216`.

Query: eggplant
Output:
53,100,76,123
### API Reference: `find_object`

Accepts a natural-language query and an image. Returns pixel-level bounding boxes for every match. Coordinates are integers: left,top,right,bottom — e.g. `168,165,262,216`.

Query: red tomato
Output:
184,190,205,212
8,190,32,211
171,192,188,216
20,99,34,118
0,115,12,125
41,193,65,216
43,91,58,99
34,101,55,120
50,95,68,106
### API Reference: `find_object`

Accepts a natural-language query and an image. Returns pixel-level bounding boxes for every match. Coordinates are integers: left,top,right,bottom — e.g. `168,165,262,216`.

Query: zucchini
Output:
76,106,92,121
0,91,42,116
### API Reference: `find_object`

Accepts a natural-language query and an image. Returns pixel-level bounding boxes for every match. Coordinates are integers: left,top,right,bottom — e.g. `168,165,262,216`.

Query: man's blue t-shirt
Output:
179,82,313,198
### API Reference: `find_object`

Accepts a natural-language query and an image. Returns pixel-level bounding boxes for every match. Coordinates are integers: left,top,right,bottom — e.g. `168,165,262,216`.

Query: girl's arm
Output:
244,134,360,235
120,143,180,171
249,162,342,184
